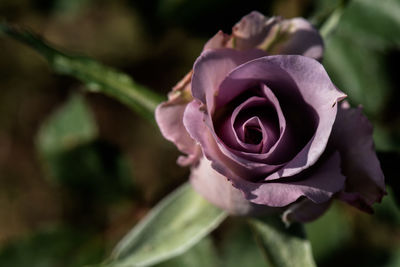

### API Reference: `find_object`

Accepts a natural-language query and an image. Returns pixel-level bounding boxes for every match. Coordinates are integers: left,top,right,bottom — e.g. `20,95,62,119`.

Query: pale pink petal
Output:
155,102,201,166
190,157,279,215
183,100,241,173
155,71,201,166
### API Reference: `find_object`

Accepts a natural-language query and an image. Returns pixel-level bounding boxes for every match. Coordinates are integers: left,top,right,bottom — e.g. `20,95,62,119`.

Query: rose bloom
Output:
156,11,385,223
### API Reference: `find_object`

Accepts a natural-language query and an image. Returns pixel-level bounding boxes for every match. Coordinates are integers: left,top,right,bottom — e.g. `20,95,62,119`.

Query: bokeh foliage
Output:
0,0,399,266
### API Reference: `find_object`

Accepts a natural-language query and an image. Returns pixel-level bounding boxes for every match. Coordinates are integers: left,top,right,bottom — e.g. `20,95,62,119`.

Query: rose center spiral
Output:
244,125,263,144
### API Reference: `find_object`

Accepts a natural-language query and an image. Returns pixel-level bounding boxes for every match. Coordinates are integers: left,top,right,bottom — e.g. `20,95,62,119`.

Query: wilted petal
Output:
262,18,324,61
337,192,374,214
204,30,233,50
232,11,280,50
155,71,201,166
331,102,386,210
232,11,324,60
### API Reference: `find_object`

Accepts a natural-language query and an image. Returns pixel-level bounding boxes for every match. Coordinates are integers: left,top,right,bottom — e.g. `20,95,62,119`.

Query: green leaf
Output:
220,219,268,267
0,22,163,124
106,182,227,267
323,21,392,118
305,203,351,262
41,141,136,202
37,94,98,155
154,237,219,267
36,94,135,202
248,216,316,267
322,0,400,117
321,0,400,152
337,0,400,50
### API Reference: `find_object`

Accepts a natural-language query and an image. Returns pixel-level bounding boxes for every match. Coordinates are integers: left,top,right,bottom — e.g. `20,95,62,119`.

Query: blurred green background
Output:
0,0,400,266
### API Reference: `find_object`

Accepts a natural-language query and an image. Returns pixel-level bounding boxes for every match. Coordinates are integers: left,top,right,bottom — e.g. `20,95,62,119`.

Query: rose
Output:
156,11,324,166
156,11,386,223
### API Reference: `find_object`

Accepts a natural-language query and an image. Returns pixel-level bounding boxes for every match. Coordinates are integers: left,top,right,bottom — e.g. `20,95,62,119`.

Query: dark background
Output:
0,0,400,266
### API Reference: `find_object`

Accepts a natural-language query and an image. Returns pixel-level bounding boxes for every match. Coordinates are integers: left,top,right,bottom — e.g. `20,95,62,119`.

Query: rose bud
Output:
155,11,385,223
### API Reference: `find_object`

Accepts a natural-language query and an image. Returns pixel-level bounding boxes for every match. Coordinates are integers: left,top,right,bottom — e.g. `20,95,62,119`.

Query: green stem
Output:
0,22,164,125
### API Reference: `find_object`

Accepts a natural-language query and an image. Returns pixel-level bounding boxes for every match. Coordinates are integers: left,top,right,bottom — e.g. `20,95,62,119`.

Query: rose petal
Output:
191,48,268,114
268,18,324,61
214,55,346,179
337,192,374,214
233,152,346,207
204,30,233,50
215,95,279,154
259,56,346,178
184,100,264,179
155,71,201,166
155,102,201,166
331,102,386,210
241,117,268,146
282,198,332,225
215,64,306,167
184,84,346,208
232,11,281,50
227,83,287,158
190,157,279,215
211,91,284,178
232,11,324,60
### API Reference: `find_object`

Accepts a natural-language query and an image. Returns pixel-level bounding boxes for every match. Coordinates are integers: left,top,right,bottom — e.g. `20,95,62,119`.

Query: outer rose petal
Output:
156,28,235,165
232,11,324,60
282,199,331,224
232,11,280,50
184,100,243,175
330,102,386,211
233,152,346,206
190,157,279,215
155,71,201,166
204,30,233,50
191,48,268,113
267,18,324,61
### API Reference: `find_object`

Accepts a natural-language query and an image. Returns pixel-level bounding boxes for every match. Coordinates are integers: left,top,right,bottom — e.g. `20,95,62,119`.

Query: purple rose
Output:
156,12,385,223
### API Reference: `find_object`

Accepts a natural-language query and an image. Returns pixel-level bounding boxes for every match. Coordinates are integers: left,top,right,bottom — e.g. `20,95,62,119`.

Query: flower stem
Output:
0,22,164,125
